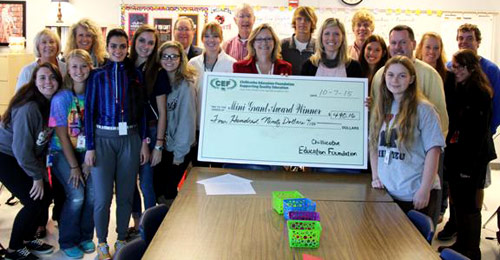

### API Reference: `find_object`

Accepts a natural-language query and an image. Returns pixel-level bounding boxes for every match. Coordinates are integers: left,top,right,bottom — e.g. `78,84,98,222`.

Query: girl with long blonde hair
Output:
370,56,444,219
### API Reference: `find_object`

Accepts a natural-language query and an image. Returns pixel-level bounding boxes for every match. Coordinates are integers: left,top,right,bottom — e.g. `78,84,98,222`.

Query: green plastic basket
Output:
272,191,304,214
287,220,322,248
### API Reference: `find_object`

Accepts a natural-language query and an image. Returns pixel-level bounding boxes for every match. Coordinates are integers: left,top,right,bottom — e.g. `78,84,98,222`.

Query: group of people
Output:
0,3,498,260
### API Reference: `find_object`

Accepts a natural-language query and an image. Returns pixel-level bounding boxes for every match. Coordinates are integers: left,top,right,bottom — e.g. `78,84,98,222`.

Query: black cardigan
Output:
443,72,497,186
300,59,363,77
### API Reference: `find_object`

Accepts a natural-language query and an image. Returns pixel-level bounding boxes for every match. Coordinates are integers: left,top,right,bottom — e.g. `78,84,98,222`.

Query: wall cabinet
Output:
0,53,35,114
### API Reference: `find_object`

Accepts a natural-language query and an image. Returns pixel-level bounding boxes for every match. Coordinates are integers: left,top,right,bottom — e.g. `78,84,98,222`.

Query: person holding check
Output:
233,23,292,75
300,18,362,78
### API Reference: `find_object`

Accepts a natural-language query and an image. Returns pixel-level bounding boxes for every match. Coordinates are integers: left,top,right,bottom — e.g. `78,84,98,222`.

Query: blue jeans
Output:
132,126,157,217
51,151,94,249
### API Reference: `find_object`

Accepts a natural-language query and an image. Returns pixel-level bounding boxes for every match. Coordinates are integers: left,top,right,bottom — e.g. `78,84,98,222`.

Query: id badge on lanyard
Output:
384,149,391,165
76,135,86,149
119,122,128,136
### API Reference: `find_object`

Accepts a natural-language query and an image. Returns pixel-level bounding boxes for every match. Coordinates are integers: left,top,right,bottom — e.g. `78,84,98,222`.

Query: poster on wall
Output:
154,18,172,43
178,13,199,46
128,13,148,42
208,7,237,40
121,5,209,49
0,1,26,46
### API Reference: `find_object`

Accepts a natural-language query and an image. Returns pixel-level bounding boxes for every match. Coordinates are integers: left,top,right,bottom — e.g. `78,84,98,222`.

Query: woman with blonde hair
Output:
188,21,235,167
301,18,362,77
16,29,67,90
233,23,291,75
64,18,107,67
370,56,444,219
416,32,447,82
48,49,95,258
155,41,197,206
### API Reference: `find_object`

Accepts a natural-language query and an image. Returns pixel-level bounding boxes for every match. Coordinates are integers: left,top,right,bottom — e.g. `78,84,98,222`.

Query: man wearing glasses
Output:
174,17,202,60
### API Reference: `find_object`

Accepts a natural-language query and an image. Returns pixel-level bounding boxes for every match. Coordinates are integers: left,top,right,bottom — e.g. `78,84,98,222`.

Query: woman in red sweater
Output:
233,23,292,75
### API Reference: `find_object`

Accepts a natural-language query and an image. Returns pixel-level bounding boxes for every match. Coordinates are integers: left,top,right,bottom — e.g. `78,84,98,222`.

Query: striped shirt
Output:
84,60,146,150
222,35,249,61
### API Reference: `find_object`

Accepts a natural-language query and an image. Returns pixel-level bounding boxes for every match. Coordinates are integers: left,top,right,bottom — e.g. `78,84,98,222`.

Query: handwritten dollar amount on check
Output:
207,100,360,129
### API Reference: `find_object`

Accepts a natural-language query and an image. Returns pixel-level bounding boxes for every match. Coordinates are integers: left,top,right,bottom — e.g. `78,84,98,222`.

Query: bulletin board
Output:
121,4,497,62
121,5,209,46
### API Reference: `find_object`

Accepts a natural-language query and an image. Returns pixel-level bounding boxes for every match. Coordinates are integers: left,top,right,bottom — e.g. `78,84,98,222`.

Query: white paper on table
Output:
203,182,256,195
197,173,253,185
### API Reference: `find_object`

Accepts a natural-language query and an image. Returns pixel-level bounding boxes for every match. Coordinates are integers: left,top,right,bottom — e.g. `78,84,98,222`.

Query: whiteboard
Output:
209,7,497,62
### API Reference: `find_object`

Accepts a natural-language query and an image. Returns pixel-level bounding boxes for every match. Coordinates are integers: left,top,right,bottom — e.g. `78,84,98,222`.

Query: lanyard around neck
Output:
204,54,219,72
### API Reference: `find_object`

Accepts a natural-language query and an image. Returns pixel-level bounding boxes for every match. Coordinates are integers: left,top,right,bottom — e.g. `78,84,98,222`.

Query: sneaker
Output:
114,240,126,255
79,240,95,253
4,247,39,260
96,243,111,260
437,222,457,241
24,239,53,254
61,246,84,259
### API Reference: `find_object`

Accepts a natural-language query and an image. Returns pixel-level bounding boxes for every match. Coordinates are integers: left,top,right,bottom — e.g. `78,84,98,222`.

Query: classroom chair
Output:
113,238,147,260
440,248,471,260
139,204,169,245
407,210,435,244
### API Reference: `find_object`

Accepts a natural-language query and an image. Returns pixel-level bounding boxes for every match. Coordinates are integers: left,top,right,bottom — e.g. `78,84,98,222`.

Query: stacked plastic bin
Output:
272,191,322,249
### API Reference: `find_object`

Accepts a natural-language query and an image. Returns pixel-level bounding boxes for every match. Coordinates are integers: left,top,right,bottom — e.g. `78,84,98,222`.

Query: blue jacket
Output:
85,59,146,150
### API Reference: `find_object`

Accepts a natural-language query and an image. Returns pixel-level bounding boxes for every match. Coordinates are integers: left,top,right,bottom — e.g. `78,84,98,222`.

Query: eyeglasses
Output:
254,37,273,43
161,54,181,60
451,64,466,71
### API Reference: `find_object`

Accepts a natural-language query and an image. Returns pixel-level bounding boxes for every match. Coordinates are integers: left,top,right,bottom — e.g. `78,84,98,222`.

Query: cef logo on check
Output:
210,78,237,91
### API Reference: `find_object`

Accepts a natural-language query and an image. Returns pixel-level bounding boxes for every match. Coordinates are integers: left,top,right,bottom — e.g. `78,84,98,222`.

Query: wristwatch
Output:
154,145,164,151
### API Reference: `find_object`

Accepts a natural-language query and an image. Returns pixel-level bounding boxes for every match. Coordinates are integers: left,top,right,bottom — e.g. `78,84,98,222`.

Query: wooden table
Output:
144,196,439,259
143,167,439,259
179,167,392,202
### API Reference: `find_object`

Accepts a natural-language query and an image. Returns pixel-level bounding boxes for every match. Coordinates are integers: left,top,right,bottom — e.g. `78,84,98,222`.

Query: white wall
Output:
3,0,499,61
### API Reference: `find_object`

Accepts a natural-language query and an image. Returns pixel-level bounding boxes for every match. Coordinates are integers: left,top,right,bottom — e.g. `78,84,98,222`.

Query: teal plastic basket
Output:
283,198,316,220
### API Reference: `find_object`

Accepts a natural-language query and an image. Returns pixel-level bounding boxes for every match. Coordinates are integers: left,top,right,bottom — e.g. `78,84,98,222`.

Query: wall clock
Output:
341,0,363,6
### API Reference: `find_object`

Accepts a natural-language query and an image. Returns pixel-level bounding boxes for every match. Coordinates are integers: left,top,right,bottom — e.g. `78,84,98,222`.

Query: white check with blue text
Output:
198,72,368,169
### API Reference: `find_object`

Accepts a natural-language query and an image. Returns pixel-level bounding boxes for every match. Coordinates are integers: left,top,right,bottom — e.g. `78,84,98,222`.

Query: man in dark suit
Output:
174,16,202,60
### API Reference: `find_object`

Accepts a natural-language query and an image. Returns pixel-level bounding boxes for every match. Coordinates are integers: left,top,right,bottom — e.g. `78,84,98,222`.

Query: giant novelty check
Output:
198,72,368,169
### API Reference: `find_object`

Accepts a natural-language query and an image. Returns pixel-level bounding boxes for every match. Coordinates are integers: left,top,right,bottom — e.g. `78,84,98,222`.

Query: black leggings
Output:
0,152,51,250
154,150,190,200
393,189,440,224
